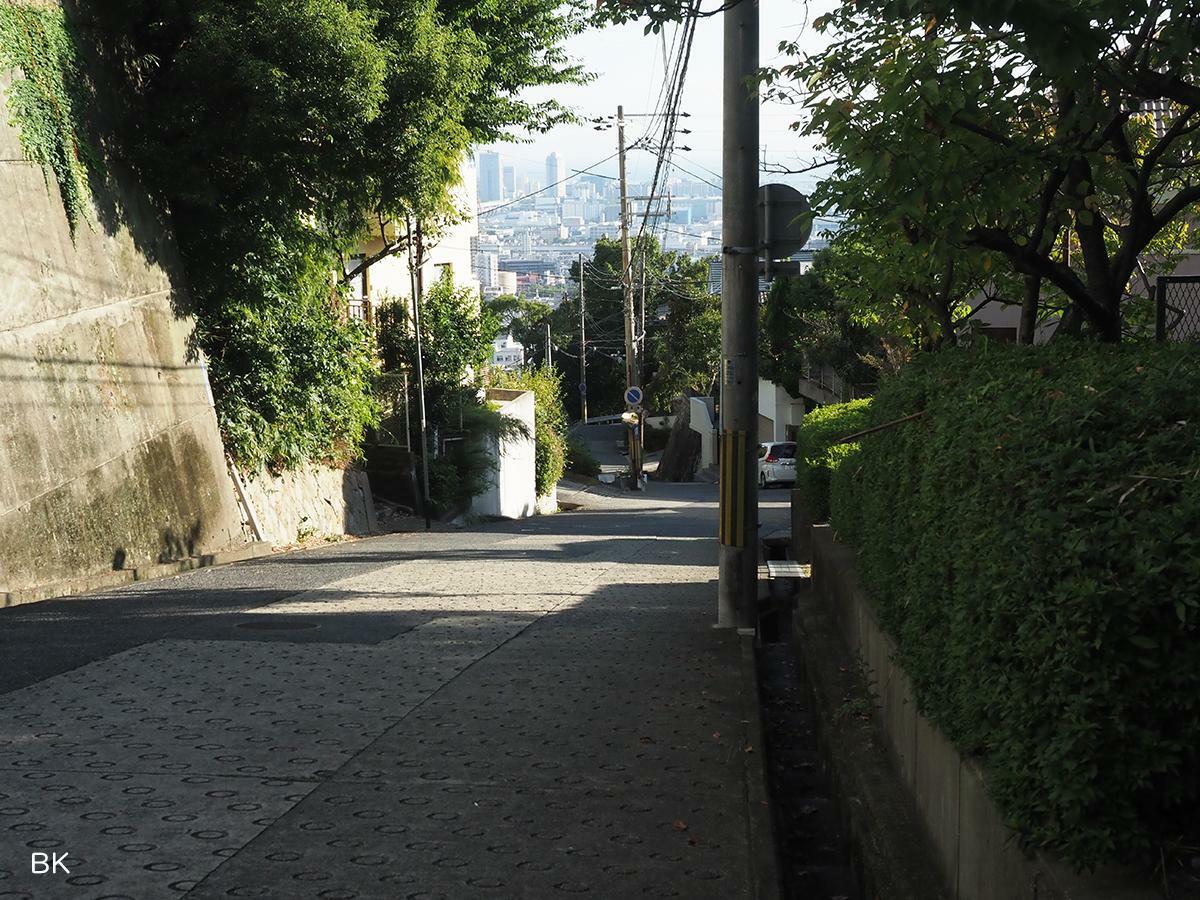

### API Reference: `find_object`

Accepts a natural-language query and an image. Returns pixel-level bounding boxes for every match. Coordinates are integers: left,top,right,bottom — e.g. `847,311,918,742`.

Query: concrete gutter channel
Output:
758,502,1163,900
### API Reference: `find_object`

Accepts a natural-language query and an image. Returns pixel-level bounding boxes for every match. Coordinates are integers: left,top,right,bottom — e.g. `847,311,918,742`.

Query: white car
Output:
758,441,797,487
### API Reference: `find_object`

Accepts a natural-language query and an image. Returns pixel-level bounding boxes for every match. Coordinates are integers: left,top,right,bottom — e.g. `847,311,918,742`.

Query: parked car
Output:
758,441,797,487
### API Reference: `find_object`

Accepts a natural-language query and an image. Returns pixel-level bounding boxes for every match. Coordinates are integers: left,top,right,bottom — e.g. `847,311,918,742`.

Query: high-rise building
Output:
502,165,516,199
545,153,566,198
478,152,502,203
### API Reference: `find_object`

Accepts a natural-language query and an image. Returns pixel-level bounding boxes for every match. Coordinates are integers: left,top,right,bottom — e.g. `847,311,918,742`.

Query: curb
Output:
740,631,783,900
1,541,274,609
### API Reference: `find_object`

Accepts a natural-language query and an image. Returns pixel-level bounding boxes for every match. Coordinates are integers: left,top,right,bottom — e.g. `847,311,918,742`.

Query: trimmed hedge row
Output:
830,343,1200,869
795,398,872,521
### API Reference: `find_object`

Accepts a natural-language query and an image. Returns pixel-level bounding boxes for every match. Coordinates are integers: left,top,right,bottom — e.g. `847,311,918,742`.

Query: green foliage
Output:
78,0,582,471
377,272,497,394
0,2,93,233
565,432,601,478
485,294,553,364
830,343,1200,868
556,235,714,419
762,252,887,386
202,246,379,472
794,399,872,522
375,275,512,514
488,366,568,497
770,1,1200,342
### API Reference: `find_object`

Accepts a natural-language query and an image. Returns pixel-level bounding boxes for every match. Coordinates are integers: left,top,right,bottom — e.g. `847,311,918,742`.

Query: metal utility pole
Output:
579,253,588,424
545,321,553,369
717,0,759,629
617,104,643,489
407,217,433,531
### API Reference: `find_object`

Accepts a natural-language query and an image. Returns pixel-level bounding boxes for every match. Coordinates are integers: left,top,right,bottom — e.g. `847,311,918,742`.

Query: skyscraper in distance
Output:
478,152,502,204
502,165,516,199
545,152,565,198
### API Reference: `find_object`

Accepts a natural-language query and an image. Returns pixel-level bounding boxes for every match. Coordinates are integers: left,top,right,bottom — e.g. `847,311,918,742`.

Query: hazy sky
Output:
480,1,838,193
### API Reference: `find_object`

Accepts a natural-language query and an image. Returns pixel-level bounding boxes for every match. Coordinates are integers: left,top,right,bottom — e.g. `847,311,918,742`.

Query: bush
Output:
828,342,1200,869
794,399,872,521
203,247,379,472
565,432,601,478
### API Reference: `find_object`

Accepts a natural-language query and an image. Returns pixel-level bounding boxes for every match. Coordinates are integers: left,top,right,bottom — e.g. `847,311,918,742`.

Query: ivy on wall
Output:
0,1,92,234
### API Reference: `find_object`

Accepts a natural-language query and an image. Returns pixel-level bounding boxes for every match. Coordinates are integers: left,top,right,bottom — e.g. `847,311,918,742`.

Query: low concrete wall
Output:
809,526,1157,900
239,465,376,546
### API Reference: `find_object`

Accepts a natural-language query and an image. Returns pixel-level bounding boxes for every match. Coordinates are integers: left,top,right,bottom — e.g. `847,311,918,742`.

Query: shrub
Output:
203,247,379,472
828,342,1200,869
794,398,872,521
565,432,601,478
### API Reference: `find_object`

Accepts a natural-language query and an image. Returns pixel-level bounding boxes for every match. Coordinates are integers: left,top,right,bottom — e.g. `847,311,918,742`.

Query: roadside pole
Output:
717,0,759,628
407,217,433,531
616,104,643,489
545,321,553,369
579,253,588,424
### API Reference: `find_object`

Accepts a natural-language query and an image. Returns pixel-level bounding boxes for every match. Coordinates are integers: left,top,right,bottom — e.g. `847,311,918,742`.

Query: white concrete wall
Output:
757,378,805,442
358,157,480,305
689,397,718,470
239,465,377,545
471,389,537,519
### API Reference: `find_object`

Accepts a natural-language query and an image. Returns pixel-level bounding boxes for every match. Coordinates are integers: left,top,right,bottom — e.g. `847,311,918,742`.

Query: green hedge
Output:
795,398,872,521
829,342,1200,869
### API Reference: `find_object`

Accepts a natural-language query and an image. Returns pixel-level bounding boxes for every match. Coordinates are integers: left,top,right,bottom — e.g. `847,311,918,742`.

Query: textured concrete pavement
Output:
0,482,786,899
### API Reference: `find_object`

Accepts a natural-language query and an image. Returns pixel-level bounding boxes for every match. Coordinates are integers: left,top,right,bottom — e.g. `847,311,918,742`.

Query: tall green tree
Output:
76,0,585,468
770,0,1200,342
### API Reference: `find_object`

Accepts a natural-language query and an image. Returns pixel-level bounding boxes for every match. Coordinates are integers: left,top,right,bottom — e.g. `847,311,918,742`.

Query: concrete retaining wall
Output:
0,66,251,598
239,465,377,545
809,526,1157,900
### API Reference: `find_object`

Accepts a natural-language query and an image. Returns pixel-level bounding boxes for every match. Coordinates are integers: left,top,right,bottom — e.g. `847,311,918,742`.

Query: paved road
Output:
0,482,791,899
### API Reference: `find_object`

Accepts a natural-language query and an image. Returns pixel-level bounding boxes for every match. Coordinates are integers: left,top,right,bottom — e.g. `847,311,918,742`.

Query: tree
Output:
76,0,585,467
485,294,554,365
761,251,888,391
769,0,1200,342
555,235,714,419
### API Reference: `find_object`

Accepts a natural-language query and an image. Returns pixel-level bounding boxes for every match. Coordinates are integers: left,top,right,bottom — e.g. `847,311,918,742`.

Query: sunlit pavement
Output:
0,482,789,899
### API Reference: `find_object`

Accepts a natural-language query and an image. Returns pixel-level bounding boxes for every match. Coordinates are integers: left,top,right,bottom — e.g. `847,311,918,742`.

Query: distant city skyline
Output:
479,2,837,196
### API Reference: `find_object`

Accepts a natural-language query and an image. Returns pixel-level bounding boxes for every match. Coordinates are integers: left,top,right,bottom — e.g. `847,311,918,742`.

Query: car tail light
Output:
765,452,778,462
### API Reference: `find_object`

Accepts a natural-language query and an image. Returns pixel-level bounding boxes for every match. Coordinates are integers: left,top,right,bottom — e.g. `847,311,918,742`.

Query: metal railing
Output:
1155,275,1200,342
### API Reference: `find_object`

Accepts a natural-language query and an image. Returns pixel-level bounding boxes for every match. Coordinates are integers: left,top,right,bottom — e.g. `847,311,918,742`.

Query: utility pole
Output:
617,104,643,489
545,321,552,369
717,0,759,628
579,253,588,424
407,217,433,531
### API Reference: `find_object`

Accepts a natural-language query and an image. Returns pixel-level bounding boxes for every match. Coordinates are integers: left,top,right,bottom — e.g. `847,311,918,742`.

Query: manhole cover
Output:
235,620,320,631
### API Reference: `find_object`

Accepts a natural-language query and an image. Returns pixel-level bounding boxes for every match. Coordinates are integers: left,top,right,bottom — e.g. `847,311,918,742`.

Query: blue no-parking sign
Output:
624,386,643,407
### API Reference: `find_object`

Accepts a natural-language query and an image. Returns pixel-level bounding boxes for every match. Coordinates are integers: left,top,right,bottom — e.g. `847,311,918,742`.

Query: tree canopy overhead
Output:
769,0,1200,342
70,0,586,469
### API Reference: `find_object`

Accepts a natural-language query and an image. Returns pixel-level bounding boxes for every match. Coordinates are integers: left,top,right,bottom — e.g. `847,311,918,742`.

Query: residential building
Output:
492,333,525,370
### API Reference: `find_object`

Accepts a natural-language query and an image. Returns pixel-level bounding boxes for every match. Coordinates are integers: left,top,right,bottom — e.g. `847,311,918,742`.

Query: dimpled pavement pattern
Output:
0,484,772,899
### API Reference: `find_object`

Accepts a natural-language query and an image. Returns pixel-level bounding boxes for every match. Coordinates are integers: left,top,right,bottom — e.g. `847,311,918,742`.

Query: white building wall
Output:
470,389,537,519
